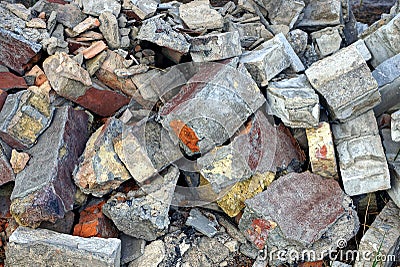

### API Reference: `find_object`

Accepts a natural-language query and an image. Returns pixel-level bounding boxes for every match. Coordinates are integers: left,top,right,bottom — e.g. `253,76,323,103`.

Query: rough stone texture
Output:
0,72,28,91
179,0,223,30
129,240,165,267
5,3,31,21
44,52,129,117
372,54,400,116
392,110,400,142
5,227,121,267
10,150,29,174
363,13,400,68
159,62,265,156
287,29,308,55
266,74,320,128
40,210,75,234
332,110,391,196
306,122,338,179
122,0,158,20
381,128,400,208
311,26,343,57
73,200,118,238
239,172,359,265
217,172,275,217
255,0,305,29
99,11,120,50
0,142,14,186
120,234,145,264
185,209,218,237
354,201,400,267
297,0,342,29
305,46,380,121
137,17,190,54
32,1,87,29
225,21,273,48
102,166,179,241
115,118,181,184
74,118,131,197
190,31,242,62
348,39,372,61
10,106,88,228
0,90,54,150
81,0,121,17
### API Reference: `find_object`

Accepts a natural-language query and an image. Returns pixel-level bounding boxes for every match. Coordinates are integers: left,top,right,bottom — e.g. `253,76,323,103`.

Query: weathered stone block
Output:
306,122,338,179
266,74,320,128
159,63,265,156
120,234,145,264
354,201,400,267
190,31,242,62
10,106,88,228
0,72,28,91
364,13,400,68
102,166,179,241
311,26,343,57
137,17,190,54
129,240,165,267
5,227,121,267
255,0,305,29
332,110,391,195
239,172,359,266
81,0,121,17
0,90,54,150
99,11,120,50
122,0,158,20
296,0,342,29
305,46,380,121
179,0,223,30
185,209,218,237
0,142,14,186
74,118,131,197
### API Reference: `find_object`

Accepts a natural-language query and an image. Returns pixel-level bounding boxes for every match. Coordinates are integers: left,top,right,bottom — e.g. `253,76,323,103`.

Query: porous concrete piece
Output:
73,118,131,197
306,122,338,179
305,46,380,121
129,240,165,267
10,106,88,228
137,17,190,54
363,13,400,68
354,201,400,267
296,0,342,29
102,166,179,241
122,0,158,20
179,0,223,30
266,74,320,128
0,90,54,150
5,227,121,267
332,110,391,196
0,142,14,186
392,110,400,142
185,209,218,237
99,11,121,50
373,54,400,116
311,26,343,57
239,172,359,266
159,62,265,156
81,0,121,17
190,31,242,62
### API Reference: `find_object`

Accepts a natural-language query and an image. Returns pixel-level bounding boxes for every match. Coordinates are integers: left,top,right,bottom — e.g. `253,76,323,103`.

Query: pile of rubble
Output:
0,0,399,266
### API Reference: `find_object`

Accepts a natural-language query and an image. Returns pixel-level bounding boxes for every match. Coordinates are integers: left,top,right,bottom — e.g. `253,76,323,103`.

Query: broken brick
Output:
0,72,28,91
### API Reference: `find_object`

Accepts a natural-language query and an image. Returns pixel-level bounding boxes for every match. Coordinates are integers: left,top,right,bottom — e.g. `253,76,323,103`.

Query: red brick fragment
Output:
73,201,118,238
0,72,28,91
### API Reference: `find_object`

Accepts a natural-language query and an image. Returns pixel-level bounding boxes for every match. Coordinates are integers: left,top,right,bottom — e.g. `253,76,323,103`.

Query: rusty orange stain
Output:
170,120,200,152
247,219,272,249
315,145,327,159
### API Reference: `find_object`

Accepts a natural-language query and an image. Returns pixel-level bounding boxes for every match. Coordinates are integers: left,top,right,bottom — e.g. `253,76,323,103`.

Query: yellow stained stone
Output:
217,172,275,217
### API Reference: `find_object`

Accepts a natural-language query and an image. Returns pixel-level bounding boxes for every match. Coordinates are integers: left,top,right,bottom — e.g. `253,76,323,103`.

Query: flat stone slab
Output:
102,166,179,241
137,17,190,54
190,31,242,62
306,122,338,179
364,13,400,68
74,117,131,197
10,106,88,228
179,0,223,30
0,90,54,150
332,110,391,196
159,62,265,156
354,201,400,267
5,227,121,267
239,172,359,265
296,0,342,29
305,46,380,121
185,209,218,237
266,74,320,128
